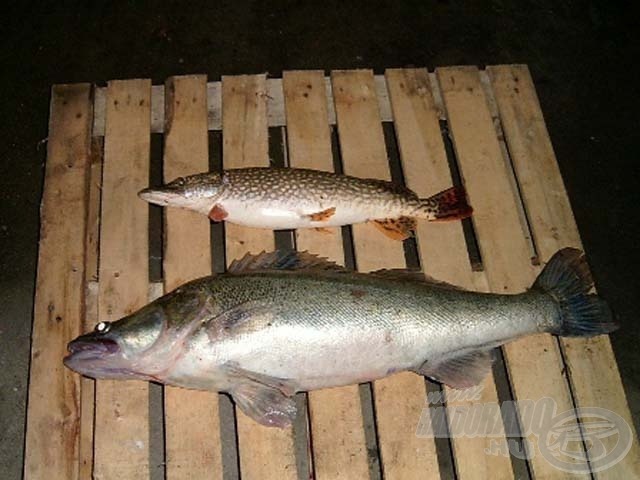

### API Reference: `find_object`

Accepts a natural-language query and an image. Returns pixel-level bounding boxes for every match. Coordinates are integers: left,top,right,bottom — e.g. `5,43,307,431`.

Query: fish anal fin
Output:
223,362,298,428
228,250,347,273
371,216,416,241
208,203,228,222
307,207,336,222
416,349,494,389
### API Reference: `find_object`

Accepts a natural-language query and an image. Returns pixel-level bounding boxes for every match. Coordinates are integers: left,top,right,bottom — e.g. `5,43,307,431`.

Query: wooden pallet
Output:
24,67,640,480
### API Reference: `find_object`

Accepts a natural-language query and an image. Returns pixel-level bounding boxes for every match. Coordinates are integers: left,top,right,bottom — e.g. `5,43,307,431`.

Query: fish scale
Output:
64,249,616,428
138,167,474,239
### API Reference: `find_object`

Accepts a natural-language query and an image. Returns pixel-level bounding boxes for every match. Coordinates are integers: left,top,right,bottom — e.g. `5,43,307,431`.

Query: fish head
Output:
138,172,225,214
65,281,214,381
64,302,167,380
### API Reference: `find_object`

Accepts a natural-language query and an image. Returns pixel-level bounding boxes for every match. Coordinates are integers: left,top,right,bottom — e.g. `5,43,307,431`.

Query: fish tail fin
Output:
417,186,473,222
534,248,618,337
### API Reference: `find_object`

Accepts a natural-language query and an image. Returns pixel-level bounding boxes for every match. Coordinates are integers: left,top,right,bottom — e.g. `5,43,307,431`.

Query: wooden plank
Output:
222,74,298,479
437,66,586,478
487,64,640,479
332,69,440,479
24,83,92,480
283,70,370,480
94,79,151,479
79,136,103,479
79,282,98,480
162,75,223,479
386,67,514,480
94,75,396,135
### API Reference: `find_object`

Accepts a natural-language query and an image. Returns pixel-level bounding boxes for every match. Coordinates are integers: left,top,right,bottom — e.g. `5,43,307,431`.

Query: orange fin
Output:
421,186,473,222
371,216,416,241
208,204,228,222
314,227,334,234
308,207,336,222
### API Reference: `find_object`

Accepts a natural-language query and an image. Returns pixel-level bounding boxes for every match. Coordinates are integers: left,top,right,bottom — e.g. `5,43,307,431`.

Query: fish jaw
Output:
64,336,139,380
138,187,218,216
138,187,183,207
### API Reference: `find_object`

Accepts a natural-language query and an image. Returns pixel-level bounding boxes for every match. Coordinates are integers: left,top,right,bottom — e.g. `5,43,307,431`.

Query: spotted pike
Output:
64,248,616,428
138,167,472,240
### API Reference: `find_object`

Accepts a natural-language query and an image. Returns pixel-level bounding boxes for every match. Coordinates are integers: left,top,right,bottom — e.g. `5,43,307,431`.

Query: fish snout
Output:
63,337,128,379
138,187,179,206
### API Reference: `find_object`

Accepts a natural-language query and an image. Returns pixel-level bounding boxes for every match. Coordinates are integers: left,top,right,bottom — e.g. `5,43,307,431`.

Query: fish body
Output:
138,168,472,239
65,249,616,427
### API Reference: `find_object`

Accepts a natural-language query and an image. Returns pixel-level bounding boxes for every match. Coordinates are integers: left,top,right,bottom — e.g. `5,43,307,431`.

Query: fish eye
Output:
95,321,111,334
173,177,185,186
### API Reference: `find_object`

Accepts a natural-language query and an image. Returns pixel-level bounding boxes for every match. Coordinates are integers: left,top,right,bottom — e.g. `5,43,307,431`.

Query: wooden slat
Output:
386,68,514,480
222,74,298,479
79,283,98,480
79,136,103,479
487,64,640,479
332,69,440,479
162,75,223,478
437,66,586,479
283,70,370,480
94,79,151,479
24,84,92,480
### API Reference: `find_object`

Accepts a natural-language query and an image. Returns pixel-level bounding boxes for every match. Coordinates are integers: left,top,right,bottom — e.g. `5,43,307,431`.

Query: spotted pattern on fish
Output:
138,167,473,233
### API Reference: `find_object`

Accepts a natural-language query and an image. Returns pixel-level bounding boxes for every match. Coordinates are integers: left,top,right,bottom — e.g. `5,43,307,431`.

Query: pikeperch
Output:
64,248,616,428
138,167,472,240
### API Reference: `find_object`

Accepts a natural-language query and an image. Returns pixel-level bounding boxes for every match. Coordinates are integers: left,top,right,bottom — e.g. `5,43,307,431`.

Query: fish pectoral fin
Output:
208,203,228,222
314,227,334,234
306,206,336,222
225,364,298,428
207,300,275,337
415,349,494,389
371,216,416,241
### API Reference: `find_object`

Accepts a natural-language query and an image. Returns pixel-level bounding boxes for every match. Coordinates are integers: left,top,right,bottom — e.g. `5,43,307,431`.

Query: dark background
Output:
1,1,638,477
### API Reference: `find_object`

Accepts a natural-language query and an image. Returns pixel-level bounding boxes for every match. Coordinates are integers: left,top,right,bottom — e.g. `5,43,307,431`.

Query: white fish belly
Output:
222,198,379,229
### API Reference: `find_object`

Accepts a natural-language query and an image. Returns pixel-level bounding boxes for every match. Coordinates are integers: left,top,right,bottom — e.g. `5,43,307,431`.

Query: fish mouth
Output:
63,338,128,378
138,187,181,206
66,338,120,357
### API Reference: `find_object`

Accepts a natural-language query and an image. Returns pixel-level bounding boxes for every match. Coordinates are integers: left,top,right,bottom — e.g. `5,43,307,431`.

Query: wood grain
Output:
387,67,514,480
222,74,298,480
162,75,224,479
94,79,151,480
332,69,440,479
487,64,640,479
24,84,92,480
437,66,586,479
284,70,370,480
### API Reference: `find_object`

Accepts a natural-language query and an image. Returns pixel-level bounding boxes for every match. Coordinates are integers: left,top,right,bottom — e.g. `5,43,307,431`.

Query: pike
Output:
138,167,472,240
64,248,616,428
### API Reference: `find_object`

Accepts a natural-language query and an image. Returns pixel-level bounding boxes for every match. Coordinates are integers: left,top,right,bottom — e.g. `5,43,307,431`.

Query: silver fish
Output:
138,167,472,240
64,248,615,427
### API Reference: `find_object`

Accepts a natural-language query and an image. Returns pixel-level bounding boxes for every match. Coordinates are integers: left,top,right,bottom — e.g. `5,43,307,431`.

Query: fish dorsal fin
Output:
369,268,466,291
228,250,347,274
